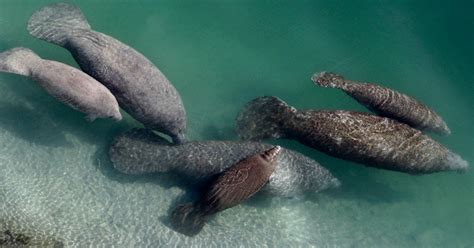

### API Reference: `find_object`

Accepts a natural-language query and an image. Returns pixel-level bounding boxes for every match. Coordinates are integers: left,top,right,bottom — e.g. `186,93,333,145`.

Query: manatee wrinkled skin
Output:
312,72,450,135
108,129,340,197
235,96,468,174
0,47,121,121
170,146,281,237
28,3,186,143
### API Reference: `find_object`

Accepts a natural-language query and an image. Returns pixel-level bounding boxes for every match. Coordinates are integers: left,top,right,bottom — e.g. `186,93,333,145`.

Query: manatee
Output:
235,96,468,174
312,72,450,135
170,146,281,236
28,3,186,143
0,47,121,121
108,129,340,197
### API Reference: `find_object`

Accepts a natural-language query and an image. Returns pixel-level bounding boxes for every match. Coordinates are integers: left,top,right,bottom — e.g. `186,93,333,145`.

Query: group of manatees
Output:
236,73,467,174
0,2,468,238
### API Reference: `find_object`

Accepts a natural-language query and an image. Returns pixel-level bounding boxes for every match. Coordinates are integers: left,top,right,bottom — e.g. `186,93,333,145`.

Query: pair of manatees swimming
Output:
236,72,468,174
0,3,186,143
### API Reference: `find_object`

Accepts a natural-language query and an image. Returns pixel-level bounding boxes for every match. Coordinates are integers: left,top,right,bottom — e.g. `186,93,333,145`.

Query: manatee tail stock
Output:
235,96,294,141
27,2,91,46
311,71,348,89
0,47,41,76
170,203,207,237
108,128,174,174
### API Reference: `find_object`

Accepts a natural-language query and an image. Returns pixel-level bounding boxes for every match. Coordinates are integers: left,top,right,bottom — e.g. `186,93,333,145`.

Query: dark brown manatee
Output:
312,72,450,135
236,96,468,174
170,146,281,237
0,47,121,121
27,3,186,143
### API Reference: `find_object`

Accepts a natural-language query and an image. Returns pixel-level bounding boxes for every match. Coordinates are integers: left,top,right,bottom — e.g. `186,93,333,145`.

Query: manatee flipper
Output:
170,203,207,237
27,3,91,46
0,48,41,76
236,96,295,140
85,114,97,122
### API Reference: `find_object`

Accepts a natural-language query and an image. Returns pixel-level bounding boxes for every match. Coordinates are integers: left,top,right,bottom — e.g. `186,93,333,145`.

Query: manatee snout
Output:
171,132,186,144
152,115,187,144
110,111,122,121
311,71,345,88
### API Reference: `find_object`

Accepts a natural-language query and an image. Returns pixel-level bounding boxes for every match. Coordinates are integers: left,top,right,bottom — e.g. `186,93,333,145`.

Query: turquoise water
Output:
0,0,473,247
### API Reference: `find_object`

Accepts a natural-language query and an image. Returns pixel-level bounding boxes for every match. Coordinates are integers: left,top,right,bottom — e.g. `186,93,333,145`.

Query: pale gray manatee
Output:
170,146,281,237
28,3,186,143
108,129,340,197
235,96,468,174
0,47,121,121
312,72,450,135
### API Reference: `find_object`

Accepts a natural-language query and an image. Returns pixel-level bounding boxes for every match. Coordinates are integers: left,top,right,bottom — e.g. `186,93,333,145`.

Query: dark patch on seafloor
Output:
0,229,63,247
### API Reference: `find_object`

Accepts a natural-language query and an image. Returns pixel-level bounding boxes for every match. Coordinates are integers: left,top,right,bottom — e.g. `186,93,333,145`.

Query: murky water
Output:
0,1,472,247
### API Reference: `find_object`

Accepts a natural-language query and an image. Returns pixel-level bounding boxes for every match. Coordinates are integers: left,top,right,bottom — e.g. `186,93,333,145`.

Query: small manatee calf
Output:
108,129,340,197
312,72,450,135
0,48,121,121
170,146,281,236
235,96,468,174
28,3,186,143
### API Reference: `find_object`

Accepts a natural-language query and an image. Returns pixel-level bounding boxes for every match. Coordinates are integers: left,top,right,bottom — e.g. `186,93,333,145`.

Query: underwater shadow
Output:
0,101,72,148
0,73,135,146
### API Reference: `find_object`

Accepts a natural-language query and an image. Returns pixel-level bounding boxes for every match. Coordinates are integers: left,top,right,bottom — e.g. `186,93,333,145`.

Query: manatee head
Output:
97,91,122,121
311,71,345,88
148,115,187,144
108,109,122,121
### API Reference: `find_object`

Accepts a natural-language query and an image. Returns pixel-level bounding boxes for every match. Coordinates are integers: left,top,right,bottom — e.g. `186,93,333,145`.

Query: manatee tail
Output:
311,71,348,89
170,203,207,237
108,129,174,174
235,96,295,140
0,47,41,76
27,3,91,46
445,151,469,173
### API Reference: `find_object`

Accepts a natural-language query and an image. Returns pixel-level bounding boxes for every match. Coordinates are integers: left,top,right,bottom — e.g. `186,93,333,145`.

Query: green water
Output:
0,0,473,247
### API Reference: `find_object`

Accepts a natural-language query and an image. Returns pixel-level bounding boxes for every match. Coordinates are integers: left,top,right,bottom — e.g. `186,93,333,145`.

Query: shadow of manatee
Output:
0,101,72,148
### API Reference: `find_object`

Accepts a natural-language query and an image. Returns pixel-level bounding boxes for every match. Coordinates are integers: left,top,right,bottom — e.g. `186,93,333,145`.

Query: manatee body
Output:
236,96,468,174
312,72,450,135
170,146,281,236
28,3,186,143
108,129,340,197
0,48,121,121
